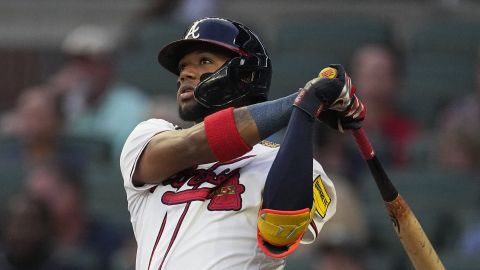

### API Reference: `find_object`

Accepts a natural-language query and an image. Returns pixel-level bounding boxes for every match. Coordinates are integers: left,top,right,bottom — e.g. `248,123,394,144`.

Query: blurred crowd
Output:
1,1,480,269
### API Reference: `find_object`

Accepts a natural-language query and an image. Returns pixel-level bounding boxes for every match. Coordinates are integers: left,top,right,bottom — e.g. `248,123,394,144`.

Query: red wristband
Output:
204,107,252,162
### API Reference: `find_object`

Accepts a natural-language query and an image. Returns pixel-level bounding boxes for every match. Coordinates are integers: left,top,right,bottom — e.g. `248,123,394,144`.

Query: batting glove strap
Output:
293,88,324,119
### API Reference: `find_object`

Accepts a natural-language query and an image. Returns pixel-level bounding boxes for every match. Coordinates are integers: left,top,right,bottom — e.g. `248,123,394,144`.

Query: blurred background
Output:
0,0,480,269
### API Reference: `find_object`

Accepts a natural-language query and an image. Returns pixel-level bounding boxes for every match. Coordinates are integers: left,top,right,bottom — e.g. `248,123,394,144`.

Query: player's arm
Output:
134,108,257,184
133,94,297,185
257,65,365,258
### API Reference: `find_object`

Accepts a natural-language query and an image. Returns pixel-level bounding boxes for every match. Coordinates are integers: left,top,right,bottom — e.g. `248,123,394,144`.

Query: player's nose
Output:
179,65,198,82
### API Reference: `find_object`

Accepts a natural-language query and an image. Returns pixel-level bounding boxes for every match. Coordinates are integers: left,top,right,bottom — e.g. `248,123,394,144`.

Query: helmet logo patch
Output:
185,22,200,39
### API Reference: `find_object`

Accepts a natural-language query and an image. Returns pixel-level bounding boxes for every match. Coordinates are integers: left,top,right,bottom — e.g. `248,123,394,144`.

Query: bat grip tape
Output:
352,128,374,160
352,128,398,202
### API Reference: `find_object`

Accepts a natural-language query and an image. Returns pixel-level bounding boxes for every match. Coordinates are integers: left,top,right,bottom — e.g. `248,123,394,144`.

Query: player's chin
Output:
178,101,211,122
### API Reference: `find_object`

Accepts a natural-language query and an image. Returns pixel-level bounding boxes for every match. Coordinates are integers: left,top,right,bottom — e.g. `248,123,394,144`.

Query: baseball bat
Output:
317,66,444,269
351,128,445,270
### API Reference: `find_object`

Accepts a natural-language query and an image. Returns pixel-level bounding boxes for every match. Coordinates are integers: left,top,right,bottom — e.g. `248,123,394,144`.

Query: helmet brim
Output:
158,39,248,76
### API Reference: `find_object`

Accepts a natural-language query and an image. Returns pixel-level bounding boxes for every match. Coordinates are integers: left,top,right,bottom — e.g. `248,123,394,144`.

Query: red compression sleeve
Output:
204,107,252,162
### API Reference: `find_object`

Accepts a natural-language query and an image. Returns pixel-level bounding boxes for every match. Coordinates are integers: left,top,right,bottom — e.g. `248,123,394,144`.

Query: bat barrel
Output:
386,195,446,270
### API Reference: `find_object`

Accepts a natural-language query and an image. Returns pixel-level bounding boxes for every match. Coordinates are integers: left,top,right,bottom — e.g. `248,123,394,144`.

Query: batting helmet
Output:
158,17,272,108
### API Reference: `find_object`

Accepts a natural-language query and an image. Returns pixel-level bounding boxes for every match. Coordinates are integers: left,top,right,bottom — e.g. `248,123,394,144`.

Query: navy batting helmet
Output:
158,17,272,108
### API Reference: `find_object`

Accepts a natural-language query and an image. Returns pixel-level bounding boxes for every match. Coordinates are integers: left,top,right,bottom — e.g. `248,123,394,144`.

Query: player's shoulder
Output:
124,118,177,147
120,118,178,171
135,118,178,131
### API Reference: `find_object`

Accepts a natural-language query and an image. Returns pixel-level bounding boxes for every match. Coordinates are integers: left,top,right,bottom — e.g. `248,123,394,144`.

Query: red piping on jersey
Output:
148,213,167,270
206,154,256,172
310,220,318,237
158,202,192,270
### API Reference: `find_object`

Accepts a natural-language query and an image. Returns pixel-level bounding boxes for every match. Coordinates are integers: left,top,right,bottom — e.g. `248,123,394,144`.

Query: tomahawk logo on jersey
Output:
160,156,252,211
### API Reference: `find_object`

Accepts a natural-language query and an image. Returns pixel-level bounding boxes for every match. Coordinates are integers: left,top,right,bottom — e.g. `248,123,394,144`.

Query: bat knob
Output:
319,67,337,78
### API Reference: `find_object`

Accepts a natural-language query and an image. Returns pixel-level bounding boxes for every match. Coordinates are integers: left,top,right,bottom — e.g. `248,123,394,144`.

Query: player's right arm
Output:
132,91,299,185
133,107,259,185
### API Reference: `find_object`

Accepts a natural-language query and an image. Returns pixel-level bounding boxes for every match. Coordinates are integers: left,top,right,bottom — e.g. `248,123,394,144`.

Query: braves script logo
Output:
161,156,254,211
185,21,200,39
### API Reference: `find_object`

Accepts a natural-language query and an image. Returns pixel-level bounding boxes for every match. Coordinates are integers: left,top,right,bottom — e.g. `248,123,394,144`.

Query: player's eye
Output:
200,57,212,65
178,63,186,72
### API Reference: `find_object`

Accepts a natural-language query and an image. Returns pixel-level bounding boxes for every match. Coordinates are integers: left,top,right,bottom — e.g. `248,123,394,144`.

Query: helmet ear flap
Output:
194,57,250,108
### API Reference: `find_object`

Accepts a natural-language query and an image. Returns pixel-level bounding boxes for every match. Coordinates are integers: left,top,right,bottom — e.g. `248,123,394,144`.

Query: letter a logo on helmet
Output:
185,21,200,39
158,17,272,108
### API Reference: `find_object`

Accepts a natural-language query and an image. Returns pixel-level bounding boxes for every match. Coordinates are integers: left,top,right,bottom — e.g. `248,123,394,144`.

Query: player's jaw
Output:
177,81,212,123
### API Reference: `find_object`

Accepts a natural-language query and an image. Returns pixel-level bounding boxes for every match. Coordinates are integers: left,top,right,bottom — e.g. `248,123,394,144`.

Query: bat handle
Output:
352,128,375,160
351,128,398,202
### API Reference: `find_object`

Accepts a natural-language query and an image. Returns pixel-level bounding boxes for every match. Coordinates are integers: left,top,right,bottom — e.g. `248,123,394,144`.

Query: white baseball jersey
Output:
120,119,337,270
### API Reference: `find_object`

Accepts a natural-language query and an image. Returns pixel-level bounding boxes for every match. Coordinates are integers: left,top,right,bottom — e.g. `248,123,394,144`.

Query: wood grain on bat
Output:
385,195,445,270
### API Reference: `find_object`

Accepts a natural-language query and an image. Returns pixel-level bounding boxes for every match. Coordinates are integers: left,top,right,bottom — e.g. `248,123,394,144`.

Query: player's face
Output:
176,50,231,122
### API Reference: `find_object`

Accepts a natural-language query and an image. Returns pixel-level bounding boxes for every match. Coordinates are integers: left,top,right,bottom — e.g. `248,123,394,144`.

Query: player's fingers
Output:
345,97,360,117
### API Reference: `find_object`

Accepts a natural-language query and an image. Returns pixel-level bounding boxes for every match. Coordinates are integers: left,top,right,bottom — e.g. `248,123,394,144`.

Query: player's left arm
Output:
257,65,366,258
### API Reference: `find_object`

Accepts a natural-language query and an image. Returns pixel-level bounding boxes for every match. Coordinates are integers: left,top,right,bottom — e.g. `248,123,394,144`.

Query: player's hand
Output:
293,64,354,118
318,64,357,111
319,95,367,132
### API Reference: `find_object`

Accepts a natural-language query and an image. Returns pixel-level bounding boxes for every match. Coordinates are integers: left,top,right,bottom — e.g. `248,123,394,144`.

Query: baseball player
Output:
120,17,366,269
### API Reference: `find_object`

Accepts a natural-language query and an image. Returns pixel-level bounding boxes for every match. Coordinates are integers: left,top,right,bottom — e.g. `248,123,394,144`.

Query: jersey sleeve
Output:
119,118,176,191
301,159,337,244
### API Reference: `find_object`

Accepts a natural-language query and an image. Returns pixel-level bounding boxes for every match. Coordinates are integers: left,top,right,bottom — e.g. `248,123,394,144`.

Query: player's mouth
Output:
178,85,195,102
